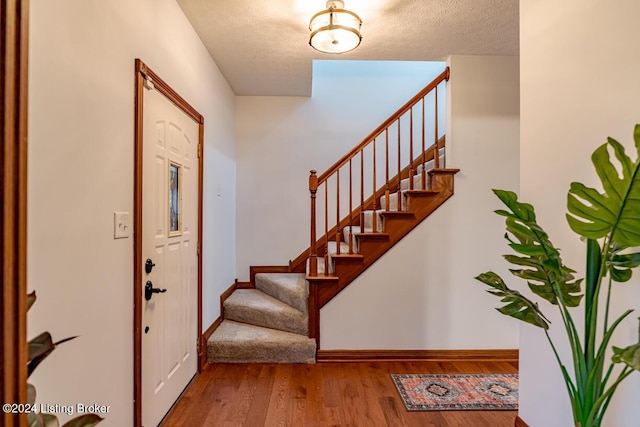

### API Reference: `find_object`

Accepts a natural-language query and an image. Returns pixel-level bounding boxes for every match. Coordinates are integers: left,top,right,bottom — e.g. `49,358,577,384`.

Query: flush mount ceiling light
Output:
309,0,362,54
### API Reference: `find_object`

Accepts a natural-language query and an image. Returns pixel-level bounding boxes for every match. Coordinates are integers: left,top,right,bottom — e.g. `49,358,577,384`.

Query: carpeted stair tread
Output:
224,289,308,335
255,273,308,313
207,320,316,364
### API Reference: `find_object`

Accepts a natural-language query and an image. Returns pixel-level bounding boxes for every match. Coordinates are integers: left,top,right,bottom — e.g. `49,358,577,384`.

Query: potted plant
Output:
26,291,103,427
476,125,640,427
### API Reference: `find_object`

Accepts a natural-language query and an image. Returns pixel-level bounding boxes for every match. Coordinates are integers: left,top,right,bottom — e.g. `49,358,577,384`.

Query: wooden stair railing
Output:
248,68,456,349
301,68,455,347
307,67,450,277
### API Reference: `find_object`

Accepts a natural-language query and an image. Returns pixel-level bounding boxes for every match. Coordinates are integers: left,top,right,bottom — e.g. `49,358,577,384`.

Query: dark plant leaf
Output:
567,128,640,248
475,271,550,329
41,413,59,427
62,414,104,427
493,189,583,307
28,332,54,362
611,251,640,268
610,267,632,282
28,333,77,377
607,248,640,283
28,411,43,427
28,291,36,311
612,342,640,370
28,383,36,406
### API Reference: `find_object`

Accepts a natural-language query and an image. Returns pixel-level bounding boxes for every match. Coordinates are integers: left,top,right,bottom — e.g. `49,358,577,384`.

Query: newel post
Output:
309,170,318,277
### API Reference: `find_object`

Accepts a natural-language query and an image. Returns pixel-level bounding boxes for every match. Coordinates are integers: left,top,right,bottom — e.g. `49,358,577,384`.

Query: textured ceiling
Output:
176,0,519,96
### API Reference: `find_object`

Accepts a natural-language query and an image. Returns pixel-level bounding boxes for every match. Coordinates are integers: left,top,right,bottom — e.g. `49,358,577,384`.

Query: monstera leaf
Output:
612,342,640,371
493,190,583,307
475,271,550,329
567,125,640,248
609,244,640,283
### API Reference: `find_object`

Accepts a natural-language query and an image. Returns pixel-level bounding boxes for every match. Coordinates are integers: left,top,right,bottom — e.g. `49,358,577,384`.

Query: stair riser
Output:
208,343,315,364
207,320,317,364
356,237,391,256
224,303,308,335
378,216,416,236
332,258,365,277
255,273,308,313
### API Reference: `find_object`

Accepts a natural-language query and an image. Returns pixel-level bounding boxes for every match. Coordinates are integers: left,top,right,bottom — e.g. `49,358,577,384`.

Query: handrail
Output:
317,67,450,184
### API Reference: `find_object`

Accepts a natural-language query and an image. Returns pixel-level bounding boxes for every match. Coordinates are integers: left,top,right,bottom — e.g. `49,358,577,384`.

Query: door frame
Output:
1,1,29,426
133,58,204,427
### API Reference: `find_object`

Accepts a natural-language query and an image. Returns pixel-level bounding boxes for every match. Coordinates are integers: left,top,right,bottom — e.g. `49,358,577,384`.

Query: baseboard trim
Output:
199,317,222,370
514,415,529,427
198,282,237,369
316,349,518,363
219,282,237,313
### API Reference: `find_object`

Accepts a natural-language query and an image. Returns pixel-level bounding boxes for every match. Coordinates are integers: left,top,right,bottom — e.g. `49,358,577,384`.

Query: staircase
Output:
208,68,458,363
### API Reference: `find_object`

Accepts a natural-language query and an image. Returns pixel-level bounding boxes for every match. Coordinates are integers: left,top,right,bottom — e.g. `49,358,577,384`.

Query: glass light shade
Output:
309,6,362,54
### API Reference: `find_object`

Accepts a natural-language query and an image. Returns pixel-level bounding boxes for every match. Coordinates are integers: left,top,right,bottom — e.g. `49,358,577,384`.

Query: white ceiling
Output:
176,0,519,96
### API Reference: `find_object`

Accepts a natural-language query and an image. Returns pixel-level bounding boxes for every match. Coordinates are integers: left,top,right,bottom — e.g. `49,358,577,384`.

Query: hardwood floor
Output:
162,360,518,427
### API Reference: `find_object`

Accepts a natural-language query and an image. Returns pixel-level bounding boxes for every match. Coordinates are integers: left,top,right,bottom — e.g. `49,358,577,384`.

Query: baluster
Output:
335,171,341,255
409,107,414,190
421,97,426,190
397,118,401,211
349,159,353,254
324,181,329,274
434,85,440,169
385,129,390,212
360,149,365,228
372,138,378,232
309,170,318,277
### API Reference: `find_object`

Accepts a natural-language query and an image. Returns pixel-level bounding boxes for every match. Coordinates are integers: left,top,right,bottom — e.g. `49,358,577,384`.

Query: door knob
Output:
145,280,166,301
145,258,156,274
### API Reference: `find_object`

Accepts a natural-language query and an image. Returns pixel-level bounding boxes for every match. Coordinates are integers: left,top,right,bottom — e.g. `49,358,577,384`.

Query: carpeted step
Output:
400,172,429,191
224,289,308,335
362,210,384,230
380,191,407,211
255,273,308,313
306,256,329,275
207,320,316,364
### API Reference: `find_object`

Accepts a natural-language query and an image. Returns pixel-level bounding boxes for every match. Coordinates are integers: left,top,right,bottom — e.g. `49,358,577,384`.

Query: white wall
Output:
520,1,640,426
321,55,521,349
235,60,446,279
28,0,236,425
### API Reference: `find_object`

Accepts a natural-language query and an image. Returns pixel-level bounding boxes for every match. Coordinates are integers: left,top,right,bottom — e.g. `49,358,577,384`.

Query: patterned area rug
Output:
391,373,518,411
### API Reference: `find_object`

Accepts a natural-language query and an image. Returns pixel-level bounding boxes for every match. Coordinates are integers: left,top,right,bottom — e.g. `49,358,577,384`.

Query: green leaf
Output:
608,248,640,283
612,343,640,370
611,251,640,268
610,267,632,282
567,130,640,248
475,271,550,329
494,190,537,222
62,414,104,427
493,190,583,307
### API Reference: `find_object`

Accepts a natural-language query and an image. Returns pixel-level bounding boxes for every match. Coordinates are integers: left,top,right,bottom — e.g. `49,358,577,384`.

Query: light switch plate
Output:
114,211,130,239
